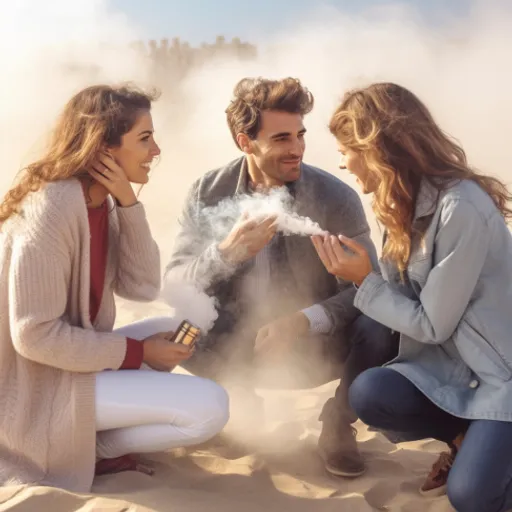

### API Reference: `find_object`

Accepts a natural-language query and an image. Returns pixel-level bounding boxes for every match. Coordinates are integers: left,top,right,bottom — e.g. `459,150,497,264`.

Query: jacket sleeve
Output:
114,202,161,301
354,199,490,343
164,180,238,289
315,187,379,334
9,231,128,372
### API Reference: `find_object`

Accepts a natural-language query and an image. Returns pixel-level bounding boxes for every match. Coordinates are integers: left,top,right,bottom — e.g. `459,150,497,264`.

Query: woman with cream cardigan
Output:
0,84,229,492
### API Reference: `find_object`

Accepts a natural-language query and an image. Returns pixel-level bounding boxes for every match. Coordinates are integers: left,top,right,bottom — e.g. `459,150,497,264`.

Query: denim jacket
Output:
355,178,512,421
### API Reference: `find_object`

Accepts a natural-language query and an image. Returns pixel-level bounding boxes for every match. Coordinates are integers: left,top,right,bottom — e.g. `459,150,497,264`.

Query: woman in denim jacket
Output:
313,82,512,512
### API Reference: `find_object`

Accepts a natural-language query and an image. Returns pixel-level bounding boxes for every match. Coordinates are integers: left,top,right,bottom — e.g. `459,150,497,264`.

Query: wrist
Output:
292,311,310,333
354,269,372,287
116,191,138,208
141,339,151,363
217,241,237,264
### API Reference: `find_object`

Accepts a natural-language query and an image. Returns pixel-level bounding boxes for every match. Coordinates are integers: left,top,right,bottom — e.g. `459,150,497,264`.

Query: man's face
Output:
245,110,306,184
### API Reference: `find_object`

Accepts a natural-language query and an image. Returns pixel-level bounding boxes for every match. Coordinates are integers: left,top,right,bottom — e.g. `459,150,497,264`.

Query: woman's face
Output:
108,110,161,184
337,142,378,194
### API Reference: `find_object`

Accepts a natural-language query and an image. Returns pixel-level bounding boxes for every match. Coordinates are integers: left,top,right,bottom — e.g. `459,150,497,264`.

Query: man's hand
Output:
254,312,310,358
218,213,278,265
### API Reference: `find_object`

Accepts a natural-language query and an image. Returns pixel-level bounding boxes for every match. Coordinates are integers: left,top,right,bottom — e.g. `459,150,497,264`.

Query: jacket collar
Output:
414,178,439,220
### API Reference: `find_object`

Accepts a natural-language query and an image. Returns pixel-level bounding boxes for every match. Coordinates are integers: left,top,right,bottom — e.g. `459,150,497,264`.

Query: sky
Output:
109,0,473,44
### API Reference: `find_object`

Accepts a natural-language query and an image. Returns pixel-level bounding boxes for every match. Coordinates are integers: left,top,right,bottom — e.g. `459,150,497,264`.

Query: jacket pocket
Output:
454,320,512,382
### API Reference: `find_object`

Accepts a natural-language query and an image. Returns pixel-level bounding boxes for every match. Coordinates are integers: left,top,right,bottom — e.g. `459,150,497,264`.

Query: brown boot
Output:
420,433,464,496
318,398,366,478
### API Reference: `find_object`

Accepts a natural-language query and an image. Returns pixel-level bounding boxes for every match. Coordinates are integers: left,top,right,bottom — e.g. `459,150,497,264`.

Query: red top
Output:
87,202,143,369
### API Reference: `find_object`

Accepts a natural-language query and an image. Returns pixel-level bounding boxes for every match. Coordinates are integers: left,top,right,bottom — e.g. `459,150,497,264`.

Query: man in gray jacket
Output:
165,77,398,477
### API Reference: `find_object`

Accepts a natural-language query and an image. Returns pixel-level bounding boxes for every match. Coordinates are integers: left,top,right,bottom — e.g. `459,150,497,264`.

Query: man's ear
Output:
236,133,253,154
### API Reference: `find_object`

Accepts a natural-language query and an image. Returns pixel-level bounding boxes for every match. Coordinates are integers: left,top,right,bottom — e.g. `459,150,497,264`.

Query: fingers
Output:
330,235,347,261
338,234,367,256
239,217,258,231
256,216,278,239
170,342,194,353
240,214,276,232
258,215,278,229
168,343,195,364
98,153,122,174
238,214,278,250
88,168,110,185
89,154,124,180
311,235,333,270
323,236,338,267
89,157,113,184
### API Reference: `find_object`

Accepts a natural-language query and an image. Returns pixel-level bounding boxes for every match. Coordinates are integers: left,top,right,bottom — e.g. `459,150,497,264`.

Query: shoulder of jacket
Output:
439,180,497,224
199,157,243,186
187,157,244,204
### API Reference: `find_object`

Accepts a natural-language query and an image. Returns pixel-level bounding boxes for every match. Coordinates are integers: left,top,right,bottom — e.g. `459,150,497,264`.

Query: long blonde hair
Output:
0,84,158,225
329,82,512,272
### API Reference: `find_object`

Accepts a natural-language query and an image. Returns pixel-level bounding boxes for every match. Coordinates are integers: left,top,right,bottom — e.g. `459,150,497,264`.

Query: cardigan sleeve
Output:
114,202,161,302
8,232,128,372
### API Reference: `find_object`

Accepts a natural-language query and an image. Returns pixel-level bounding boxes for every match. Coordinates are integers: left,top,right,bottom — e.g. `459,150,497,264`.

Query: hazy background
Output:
2,0,512,268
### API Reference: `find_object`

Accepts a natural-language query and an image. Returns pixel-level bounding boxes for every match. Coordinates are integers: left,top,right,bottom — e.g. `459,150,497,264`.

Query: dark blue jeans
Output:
349,367,512,512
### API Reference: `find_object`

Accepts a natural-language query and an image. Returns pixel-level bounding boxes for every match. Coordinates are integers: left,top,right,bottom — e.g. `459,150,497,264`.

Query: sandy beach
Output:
0,299,456,512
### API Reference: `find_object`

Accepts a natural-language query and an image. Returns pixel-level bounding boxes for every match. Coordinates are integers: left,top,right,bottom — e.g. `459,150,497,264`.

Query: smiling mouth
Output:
141,162,152,171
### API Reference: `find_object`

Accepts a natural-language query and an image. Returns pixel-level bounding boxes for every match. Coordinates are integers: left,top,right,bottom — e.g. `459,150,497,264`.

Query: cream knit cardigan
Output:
0,179,160,492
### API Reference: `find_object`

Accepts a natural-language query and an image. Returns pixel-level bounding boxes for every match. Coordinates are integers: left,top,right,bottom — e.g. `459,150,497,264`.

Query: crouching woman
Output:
0,84,229,493
314,82,512,512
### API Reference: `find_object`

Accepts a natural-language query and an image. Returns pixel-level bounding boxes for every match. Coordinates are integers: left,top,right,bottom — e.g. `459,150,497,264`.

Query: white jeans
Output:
95,316,230,459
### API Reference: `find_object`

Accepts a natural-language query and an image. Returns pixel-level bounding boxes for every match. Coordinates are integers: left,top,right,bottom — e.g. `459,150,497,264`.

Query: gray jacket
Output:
355,178,512,420
165,157,377,341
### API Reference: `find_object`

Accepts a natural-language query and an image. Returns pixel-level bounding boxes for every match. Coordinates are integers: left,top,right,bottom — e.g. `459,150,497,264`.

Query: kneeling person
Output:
165,77,398,477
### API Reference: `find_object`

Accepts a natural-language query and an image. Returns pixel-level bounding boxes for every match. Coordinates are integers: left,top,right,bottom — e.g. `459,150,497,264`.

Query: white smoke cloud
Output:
201,187,327,240
160,280,219,333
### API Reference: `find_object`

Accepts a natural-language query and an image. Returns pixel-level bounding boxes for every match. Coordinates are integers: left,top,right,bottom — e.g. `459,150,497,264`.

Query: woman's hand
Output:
311,234,373,286
89,153,137,207
142,332,194,371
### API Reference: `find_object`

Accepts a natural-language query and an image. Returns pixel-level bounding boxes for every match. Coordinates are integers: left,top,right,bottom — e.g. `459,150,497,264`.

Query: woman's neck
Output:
80,177,109,208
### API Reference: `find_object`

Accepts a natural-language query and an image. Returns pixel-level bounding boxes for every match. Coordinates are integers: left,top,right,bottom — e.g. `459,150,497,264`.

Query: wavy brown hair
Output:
329,82,512,272
226,77,314,149
0,84,158,225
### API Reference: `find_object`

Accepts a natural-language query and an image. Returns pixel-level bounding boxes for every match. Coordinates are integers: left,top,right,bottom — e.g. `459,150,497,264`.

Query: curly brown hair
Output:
225,77,314,149
329,82,512,272
0,83,158,225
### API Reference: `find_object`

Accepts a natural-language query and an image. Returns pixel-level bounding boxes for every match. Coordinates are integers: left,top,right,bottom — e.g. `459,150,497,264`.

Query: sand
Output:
0,296,456,512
